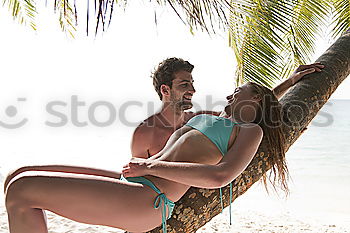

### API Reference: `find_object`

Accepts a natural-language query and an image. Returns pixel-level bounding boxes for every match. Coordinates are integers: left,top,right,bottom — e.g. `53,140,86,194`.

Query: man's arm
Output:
273,63,324,99
122,125,263,189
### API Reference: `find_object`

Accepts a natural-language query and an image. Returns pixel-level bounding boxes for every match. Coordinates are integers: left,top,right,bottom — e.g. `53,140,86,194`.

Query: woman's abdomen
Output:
145,129,223,201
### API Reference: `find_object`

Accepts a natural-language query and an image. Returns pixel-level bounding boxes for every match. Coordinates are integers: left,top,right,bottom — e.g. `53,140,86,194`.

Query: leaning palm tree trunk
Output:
148,28,350,233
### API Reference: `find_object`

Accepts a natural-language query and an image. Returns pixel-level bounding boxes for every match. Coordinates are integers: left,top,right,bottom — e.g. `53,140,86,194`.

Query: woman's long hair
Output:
248,82,290,195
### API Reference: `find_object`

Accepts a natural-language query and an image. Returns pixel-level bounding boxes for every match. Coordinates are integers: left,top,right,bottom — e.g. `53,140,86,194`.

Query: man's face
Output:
169,70,196,110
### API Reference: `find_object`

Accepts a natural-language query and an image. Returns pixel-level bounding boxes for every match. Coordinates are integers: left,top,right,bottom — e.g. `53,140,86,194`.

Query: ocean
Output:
234,99,350,228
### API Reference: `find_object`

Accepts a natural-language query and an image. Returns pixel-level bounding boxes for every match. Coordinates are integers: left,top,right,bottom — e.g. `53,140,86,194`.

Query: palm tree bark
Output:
148,28,350,233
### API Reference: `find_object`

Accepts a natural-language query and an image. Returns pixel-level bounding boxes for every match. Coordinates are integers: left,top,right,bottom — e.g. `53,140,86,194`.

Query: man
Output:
131,57,324,159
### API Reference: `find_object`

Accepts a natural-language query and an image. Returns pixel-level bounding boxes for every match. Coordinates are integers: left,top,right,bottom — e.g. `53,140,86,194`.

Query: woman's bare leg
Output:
4,165,122,194
5,171,163,233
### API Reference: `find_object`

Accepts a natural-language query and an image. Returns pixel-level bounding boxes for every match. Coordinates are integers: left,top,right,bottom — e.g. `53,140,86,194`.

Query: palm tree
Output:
148,28,350,232
3,0,350,232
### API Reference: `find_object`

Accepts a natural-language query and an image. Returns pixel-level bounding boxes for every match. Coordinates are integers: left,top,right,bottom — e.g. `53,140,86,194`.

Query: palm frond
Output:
229,0,331,87
332,0,350,38
55,0,77,37
280,0,330,79
229,0,292,88
3,0,37,30
152,0,231,33
91,0,231,34
89,0,126,36
3,0,231,36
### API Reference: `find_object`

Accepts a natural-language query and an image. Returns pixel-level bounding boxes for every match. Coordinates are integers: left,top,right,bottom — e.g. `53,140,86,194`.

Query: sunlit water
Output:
234,99,350,228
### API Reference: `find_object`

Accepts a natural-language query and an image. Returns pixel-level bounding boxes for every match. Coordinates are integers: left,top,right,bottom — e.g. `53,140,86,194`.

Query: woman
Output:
3,74,316,233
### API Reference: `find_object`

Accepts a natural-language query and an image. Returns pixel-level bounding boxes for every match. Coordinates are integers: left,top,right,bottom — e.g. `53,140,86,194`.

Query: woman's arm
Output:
4,165,121,193
122,125,263,189
273,63,324,99
124,159,222,188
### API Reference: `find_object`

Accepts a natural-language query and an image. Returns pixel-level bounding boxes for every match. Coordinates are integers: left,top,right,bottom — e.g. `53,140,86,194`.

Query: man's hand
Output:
289,62,325,85
122,157,152,177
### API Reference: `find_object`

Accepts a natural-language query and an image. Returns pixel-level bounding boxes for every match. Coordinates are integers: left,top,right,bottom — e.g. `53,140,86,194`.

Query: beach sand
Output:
0,202,347,233
1,186,348,233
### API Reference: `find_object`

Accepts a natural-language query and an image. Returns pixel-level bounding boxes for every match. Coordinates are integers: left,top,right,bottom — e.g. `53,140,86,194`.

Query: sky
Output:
0,1,349,101
0,1,238,169
0,0,349,169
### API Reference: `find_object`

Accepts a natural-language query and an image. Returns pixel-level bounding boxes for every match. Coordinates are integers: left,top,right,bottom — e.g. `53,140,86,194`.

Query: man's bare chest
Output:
147,128,174,156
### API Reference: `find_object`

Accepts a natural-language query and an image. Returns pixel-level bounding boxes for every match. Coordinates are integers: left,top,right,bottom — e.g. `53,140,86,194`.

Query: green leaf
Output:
4,0,37,30
332,0,350,39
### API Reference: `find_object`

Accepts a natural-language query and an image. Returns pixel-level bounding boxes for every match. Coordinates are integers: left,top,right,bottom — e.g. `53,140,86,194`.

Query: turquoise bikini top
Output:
185,114,239,225
185,114,237,155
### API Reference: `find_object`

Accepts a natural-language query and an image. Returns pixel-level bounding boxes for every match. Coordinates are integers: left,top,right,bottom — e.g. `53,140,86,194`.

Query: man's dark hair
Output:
152,57,194,100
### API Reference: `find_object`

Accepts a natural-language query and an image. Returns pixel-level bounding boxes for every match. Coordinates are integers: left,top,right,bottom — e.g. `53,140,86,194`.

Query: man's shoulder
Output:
133,119,155,136
131,114,172,157
131,118,155,154
133,114,164,135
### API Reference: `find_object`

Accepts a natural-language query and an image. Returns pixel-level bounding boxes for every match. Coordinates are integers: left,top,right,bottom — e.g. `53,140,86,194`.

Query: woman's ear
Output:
160,84,171,97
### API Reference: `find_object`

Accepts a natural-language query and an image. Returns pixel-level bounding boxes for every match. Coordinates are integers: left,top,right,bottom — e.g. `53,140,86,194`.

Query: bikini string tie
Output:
154,193,169,233
219,182,233,225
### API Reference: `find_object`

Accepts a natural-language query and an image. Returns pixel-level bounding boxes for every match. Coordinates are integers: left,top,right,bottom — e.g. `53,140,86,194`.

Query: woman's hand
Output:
122,158,152,177
273,62,325,99
289,62,324,85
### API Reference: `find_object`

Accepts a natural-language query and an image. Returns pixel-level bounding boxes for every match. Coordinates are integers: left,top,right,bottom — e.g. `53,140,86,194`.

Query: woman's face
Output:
224,83,259,117
228,83,254,102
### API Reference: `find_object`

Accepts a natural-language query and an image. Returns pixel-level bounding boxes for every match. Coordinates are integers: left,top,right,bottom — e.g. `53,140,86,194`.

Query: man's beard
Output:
178,100,193,110
170,97,193,111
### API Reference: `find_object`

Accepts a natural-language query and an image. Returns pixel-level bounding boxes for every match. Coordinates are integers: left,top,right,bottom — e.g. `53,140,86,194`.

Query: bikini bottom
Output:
120,175,175,233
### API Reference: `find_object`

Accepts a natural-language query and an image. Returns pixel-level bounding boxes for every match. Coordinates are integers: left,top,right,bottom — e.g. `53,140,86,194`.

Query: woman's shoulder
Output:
236,123,263,135
187,113,213,122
